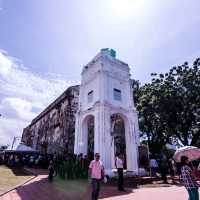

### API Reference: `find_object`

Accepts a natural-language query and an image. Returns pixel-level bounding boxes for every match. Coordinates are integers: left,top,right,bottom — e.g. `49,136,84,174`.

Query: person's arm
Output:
115,158,117,169
101,165,105,179
198,163,200,171
88,168,92,178
187,166,198,182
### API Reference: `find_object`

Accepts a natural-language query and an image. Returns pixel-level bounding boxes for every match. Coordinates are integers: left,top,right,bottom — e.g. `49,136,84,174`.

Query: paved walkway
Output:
0,169,199,200
100,185,191,200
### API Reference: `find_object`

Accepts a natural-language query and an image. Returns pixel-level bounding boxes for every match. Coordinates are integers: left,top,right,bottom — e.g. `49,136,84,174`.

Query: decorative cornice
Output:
81,53,129,75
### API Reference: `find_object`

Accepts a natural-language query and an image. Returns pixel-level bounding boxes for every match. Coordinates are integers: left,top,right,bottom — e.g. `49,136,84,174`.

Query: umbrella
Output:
173,146,200,162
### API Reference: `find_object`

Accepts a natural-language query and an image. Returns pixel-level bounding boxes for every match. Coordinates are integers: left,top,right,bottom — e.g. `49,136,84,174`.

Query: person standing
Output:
149,157,159,177
159,152,168,183
180,156,199,200
168,158,176,183
89,153,104,200
48,160,55,182
115,154,125,191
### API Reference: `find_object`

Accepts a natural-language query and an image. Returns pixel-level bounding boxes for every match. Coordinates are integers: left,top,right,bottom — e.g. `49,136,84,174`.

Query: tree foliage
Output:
133,58,200,154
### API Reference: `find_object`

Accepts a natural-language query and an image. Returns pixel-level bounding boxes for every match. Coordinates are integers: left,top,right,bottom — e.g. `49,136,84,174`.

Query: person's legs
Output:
118,168,124,190
120,169,124,190
117,169,121,190
151,167,155,176
95,180,101,200
194,188,199,200
187,188,199,200
91,179,98,200
187,189,192,200
48,173,53,182
190,188,199,200
160,167,167,183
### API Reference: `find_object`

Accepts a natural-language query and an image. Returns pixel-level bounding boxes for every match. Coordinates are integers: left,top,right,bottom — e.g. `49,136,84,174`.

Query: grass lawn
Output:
0,165,34,195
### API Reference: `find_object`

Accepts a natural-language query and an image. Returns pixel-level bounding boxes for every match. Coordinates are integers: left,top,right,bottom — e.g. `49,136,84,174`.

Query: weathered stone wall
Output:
21,85,79,154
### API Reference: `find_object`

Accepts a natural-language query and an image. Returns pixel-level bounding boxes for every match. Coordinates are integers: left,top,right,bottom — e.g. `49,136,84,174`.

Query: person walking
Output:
115,154,125,191
149,157,159,177
169,158,176,183
89,153,104,200
180,156,199,200
159,152,168,183
48,160,55,182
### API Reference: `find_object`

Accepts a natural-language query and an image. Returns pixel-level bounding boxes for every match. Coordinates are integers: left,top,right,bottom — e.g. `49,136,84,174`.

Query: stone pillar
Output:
125,113,139,173
93,105,112,170
74,113,79,155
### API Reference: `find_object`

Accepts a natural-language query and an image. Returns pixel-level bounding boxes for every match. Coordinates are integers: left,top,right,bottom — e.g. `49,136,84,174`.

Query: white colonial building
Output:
74,48,140,174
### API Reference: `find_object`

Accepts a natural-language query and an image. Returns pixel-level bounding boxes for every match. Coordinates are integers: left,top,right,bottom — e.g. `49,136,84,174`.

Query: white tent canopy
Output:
15,143,37,152
4,143,37,152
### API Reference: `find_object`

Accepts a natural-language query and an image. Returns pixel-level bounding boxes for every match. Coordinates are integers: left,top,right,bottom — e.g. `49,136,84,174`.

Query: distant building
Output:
22,85,79,154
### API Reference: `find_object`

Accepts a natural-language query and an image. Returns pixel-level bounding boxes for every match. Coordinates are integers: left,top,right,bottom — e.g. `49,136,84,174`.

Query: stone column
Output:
125,114,138,173
95,105,112,170
74,113,79,155
81,117,88,156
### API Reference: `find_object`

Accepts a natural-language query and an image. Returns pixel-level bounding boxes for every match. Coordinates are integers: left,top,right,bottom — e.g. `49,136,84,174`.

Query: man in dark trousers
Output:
115,154,125,191
48,160,55,182
159,152,168,184
89,153,104,200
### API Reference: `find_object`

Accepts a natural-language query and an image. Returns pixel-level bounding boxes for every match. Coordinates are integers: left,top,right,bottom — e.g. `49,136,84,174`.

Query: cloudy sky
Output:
0,0,200,146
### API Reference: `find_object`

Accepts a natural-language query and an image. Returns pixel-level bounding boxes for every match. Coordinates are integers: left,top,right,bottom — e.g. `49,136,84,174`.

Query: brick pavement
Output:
100,185,193,200
0,169,199,200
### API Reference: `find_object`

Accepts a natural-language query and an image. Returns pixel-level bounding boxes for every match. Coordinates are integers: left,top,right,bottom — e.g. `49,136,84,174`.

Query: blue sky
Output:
0,0,200,146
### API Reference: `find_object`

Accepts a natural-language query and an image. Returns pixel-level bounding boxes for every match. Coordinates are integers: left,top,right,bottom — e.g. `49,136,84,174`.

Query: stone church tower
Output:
74,49,139,174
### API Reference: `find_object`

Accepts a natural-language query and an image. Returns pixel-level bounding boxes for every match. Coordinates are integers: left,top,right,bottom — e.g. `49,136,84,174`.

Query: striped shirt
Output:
180,165,198,189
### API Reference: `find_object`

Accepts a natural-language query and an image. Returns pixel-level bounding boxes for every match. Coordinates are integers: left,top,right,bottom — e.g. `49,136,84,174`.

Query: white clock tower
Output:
74,49,139,174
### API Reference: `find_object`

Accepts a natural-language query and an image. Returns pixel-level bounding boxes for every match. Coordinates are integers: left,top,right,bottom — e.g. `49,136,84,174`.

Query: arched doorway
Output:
82,115,95,161
111,114,127,169
87,116,94,161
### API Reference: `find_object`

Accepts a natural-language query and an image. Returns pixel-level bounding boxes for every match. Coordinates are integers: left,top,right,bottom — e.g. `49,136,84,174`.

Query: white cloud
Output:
0,97,36,121
0,50,76,146
0,117,25,148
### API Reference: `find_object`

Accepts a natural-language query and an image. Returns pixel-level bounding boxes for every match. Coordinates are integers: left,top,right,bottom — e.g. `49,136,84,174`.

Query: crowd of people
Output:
1,150,199,200
52,153,90,180
0,153,50,168
0,152,90,180
149,154,200,200
149,155,200,183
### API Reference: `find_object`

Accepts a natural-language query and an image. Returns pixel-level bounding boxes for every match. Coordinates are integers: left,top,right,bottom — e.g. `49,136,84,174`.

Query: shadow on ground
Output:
11,167,33,176
1,168,184,200
9,175,134,200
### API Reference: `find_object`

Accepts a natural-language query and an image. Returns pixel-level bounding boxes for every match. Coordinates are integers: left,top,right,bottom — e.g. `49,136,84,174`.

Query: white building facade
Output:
74,49,140,174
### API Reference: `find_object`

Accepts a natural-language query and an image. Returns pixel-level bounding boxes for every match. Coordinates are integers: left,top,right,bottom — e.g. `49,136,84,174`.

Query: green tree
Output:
134,58,200,154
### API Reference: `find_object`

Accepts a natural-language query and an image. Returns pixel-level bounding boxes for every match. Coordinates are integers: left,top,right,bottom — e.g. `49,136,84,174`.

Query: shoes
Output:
162,181,169,184
118,189,126,192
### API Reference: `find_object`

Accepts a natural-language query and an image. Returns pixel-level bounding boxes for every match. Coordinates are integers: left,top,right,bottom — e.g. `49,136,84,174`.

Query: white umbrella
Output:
173,146,200,162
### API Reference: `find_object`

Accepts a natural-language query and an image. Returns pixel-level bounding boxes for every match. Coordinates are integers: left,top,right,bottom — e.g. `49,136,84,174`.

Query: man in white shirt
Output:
115,154,125,191
89,153,104,200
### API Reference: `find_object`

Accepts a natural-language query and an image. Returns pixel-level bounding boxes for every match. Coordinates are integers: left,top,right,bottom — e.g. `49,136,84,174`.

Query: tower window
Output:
113,88,121,101
88,90,93,103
